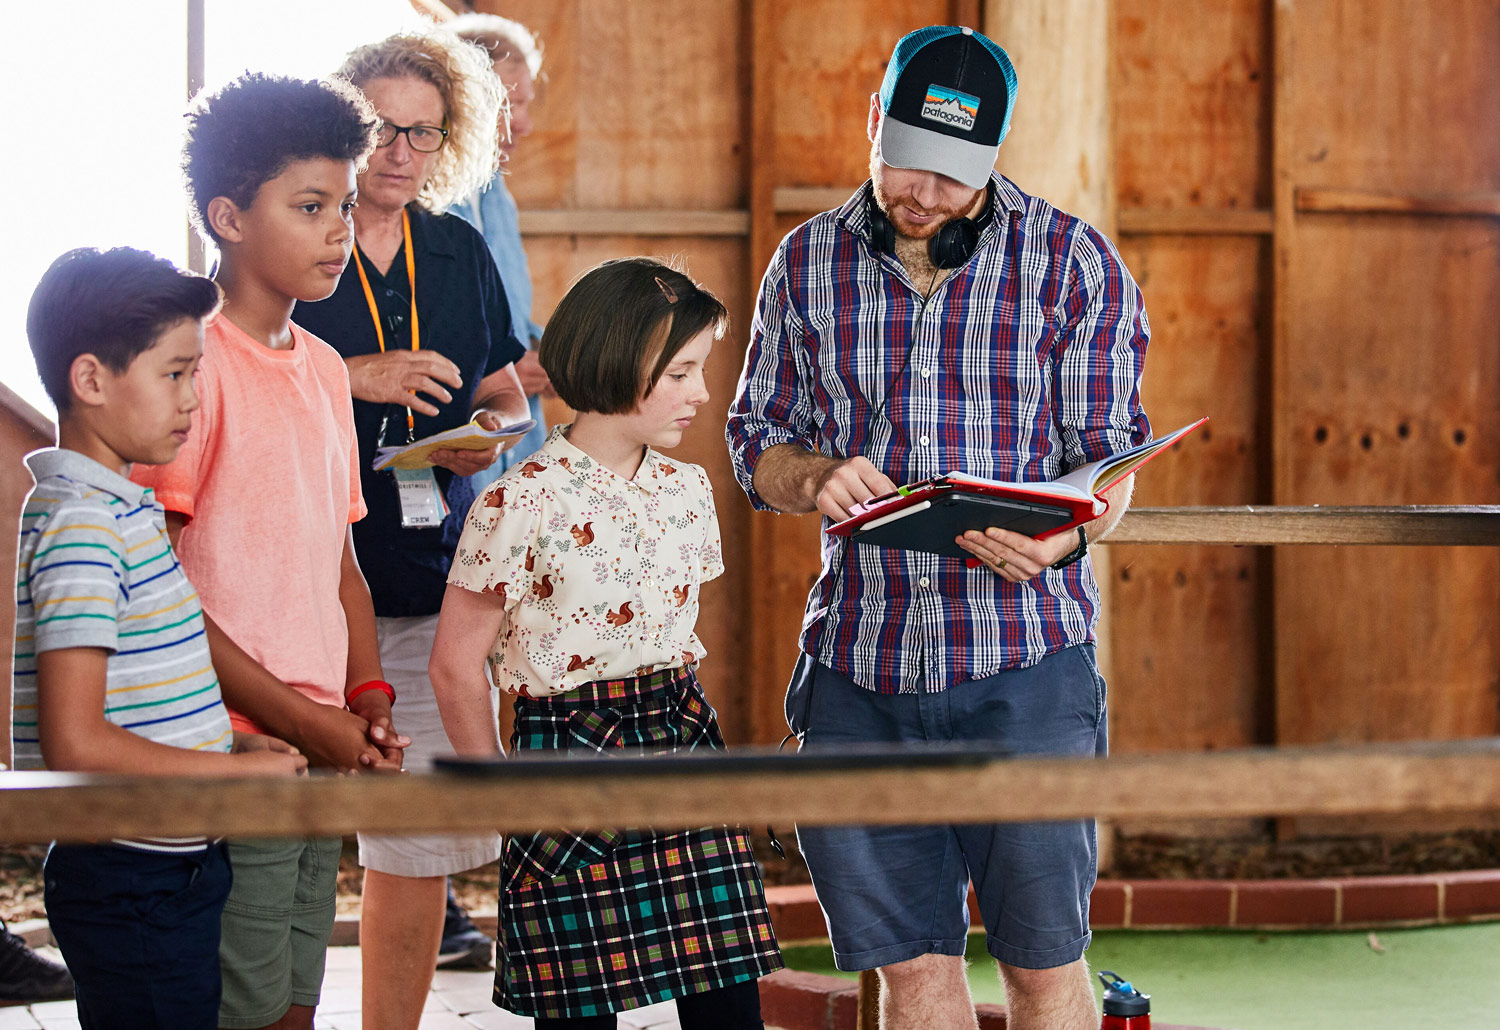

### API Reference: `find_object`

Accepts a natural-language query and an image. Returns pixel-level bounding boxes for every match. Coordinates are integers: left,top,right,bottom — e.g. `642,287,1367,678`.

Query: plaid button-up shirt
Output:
727,173,1151,694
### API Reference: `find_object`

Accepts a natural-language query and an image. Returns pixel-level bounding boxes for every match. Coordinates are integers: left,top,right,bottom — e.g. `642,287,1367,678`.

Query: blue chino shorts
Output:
45,841,232,1030
786,645,1107,971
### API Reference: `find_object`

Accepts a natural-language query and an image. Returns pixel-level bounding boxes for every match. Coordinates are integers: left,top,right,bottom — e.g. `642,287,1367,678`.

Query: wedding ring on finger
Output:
997,558,1008,570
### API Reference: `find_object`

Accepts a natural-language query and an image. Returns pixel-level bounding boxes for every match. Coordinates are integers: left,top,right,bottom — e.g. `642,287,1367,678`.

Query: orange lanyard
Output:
352,209,421,437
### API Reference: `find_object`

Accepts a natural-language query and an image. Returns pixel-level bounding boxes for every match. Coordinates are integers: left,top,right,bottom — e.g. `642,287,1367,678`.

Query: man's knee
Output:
998,956,1088,998
879,952,968,992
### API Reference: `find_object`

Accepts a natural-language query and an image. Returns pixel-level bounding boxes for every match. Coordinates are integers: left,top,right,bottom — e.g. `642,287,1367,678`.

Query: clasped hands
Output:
814,456,1080,583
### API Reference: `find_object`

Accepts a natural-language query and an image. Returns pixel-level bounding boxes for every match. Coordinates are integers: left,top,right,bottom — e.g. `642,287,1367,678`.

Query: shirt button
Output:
918,576,931,588
919,435,930,446
921,369,931,378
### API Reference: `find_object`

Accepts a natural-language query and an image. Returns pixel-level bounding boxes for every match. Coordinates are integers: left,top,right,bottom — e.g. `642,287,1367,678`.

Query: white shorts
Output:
357,614,502,878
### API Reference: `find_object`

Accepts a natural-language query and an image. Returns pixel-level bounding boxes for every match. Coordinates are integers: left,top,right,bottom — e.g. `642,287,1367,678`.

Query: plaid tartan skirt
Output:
495,666,783,1019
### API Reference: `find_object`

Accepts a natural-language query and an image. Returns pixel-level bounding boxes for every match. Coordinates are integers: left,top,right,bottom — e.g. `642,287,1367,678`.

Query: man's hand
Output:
429,409,506,476
346,690,411,770
514,350,552,398
956,526,1081,582
813,456,898,521
346,351,463,417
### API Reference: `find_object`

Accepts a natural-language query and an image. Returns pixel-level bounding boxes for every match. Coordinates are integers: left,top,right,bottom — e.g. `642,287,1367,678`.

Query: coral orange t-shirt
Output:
132,314,367,732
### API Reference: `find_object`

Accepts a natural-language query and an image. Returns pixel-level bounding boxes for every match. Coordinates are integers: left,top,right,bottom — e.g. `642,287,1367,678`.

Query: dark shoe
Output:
437,892,493,970
0,922,74,1002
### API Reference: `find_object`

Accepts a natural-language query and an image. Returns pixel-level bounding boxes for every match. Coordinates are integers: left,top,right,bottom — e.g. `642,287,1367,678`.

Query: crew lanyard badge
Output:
354,210,446,528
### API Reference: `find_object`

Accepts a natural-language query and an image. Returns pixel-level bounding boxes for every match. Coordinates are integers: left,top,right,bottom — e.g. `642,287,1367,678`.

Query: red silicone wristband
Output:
346,679,396,705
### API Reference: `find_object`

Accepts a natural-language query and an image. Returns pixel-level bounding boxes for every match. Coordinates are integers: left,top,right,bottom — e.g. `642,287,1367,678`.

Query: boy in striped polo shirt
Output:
17,247,308,1029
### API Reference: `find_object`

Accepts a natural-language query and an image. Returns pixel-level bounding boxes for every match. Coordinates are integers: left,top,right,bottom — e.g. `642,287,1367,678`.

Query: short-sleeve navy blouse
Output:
294,203,525,618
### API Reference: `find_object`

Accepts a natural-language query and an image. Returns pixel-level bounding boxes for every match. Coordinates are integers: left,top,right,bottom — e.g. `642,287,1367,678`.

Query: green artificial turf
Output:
781,923,1500,1029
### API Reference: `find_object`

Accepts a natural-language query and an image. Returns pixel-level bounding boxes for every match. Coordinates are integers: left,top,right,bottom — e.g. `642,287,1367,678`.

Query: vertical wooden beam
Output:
745,0,797,746
984,0,1116,865
1269,0,1296,841
985,0,1115,228
949,0,982,29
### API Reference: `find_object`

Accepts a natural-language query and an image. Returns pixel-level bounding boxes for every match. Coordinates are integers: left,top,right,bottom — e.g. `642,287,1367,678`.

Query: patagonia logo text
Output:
921,84,980,131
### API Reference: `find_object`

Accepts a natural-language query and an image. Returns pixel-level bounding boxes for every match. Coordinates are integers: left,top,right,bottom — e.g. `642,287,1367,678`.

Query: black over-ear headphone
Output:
865,192,987,269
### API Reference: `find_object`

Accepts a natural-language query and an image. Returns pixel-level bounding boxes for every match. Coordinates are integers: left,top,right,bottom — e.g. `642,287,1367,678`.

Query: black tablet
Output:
852,491,1074,558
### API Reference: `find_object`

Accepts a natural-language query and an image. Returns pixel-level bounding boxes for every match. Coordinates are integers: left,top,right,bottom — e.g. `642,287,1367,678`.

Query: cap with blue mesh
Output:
877,25,1018,189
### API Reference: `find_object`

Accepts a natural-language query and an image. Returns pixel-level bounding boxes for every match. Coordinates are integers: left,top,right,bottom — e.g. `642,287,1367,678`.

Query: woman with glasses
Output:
292,28,529,1030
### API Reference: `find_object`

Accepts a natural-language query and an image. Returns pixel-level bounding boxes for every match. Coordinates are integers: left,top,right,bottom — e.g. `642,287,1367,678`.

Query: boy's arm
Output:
338,528,407,768
165,513,387,774
428,584,506,757
36,648,305,777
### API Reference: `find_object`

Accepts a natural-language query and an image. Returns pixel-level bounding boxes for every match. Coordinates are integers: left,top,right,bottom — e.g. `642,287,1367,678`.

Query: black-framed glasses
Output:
376,121,448,153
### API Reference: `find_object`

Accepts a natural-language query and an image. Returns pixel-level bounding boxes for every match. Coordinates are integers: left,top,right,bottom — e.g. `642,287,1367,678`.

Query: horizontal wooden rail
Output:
1116,207,1274,235
3,740,1500,844
1109,506,1500,546
505,190,1500,236
773,186,852,213
517,209,750,236
1296,188,1500,218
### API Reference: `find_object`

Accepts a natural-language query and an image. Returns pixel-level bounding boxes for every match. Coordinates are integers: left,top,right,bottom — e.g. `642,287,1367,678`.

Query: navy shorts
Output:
44,841,232,1029
787,646,1106,971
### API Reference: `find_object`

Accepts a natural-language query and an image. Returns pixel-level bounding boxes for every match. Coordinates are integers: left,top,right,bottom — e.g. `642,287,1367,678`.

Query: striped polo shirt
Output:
13,448,233,852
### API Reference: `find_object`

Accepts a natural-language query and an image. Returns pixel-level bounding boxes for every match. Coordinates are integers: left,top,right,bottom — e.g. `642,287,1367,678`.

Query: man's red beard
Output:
870,160,978,241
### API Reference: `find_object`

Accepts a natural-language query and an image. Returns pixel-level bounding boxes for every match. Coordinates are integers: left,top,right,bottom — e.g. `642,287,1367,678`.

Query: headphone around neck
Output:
865,190,989,269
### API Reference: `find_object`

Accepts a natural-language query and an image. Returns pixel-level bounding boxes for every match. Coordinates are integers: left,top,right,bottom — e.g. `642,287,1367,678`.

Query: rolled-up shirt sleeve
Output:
726,243,819,510
1053,223,1152,469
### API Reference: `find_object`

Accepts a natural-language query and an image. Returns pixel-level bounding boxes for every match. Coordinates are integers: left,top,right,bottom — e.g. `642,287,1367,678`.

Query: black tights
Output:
533,978,763,1030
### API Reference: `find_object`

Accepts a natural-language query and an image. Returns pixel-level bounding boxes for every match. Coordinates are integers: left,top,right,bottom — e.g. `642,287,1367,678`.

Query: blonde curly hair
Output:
338,28,504,212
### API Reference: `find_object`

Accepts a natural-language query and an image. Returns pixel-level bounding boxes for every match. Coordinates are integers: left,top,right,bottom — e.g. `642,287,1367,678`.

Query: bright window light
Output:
3,0,418,420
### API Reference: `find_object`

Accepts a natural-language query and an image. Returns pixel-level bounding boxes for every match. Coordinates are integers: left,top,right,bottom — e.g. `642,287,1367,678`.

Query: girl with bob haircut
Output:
430,258,783,1029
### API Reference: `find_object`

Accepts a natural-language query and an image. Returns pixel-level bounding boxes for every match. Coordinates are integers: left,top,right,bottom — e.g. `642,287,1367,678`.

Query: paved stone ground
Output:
0,944,685,1030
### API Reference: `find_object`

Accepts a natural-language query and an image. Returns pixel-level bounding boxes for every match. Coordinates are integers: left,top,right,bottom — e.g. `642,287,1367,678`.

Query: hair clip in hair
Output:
654,276,679,304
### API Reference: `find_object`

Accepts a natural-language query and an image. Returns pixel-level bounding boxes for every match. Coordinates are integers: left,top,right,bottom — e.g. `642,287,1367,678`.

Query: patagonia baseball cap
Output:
877,25,1018,189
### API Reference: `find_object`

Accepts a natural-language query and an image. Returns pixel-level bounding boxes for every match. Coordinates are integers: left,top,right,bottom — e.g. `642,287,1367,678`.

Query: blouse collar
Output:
542,424,665,496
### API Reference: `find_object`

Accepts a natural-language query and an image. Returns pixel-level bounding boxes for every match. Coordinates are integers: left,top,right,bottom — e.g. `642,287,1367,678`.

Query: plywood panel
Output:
488,0,747,209
1287,0,1500,195
770,0,950,189
1109,236,1271,752
1277,218,1500,744
1106,0,1273,760
476,1,577,209
1113,0,1270,210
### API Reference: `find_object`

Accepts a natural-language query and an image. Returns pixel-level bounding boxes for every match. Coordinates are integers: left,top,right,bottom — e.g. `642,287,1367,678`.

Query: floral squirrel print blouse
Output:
447,425,725,696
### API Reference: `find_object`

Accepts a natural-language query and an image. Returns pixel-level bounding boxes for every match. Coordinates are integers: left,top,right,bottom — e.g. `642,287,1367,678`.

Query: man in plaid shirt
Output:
727,26,1150,1030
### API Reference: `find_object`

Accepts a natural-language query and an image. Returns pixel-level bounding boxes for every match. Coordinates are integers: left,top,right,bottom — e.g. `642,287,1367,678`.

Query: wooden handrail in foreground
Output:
1109,505,1500,546
2,739,1499,845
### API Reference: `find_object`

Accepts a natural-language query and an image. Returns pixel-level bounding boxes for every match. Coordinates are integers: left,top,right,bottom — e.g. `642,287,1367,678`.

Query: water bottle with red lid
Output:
1099,969,1151,1029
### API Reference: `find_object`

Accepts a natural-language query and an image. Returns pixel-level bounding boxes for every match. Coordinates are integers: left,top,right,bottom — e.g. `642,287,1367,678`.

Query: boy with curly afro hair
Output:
132,73,407,1030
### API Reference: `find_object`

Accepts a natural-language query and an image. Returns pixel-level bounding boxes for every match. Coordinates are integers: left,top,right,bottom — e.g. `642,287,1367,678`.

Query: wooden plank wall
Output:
1273,0,1500,753
1108,0,1274,755
472,0,1500,775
